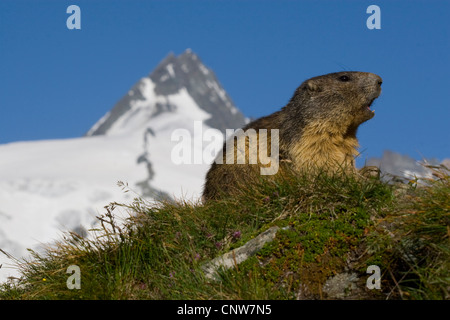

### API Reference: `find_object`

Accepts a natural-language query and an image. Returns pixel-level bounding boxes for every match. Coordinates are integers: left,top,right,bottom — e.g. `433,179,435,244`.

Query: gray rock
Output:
202,226,279,280
322,272,360,299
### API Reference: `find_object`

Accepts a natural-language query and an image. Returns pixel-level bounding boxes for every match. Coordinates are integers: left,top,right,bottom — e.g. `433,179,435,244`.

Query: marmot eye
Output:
339,75,350,82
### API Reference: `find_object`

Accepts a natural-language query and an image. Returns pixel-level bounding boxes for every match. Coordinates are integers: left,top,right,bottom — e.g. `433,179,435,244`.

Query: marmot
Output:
203,71,382,201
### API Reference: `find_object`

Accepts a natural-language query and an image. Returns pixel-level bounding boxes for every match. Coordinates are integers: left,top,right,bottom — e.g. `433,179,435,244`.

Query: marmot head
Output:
287,71,382,133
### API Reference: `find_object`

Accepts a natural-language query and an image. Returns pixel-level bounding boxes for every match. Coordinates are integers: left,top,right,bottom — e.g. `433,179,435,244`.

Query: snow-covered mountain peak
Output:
87,50,246,137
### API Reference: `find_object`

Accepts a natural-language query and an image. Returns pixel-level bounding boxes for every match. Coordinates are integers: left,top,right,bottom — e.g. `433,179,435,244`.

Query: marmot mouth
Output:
364,98,376,114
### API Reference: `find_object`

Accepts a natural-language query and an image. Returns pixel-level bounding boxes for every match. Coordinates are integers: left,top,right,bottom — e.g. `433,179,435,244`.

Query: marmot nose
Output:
375,75,383,86
367,73,382,87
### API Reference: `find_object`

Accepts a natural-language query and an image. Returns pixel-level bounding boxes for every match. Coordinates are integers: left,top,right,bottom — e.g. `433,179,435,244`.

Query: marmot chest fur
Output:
203,71,382,201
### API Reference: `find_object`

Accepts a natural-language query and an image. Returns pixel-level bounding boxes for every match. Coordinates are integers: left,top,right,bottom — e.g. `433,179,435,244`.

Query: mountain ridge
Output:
86,49,247,137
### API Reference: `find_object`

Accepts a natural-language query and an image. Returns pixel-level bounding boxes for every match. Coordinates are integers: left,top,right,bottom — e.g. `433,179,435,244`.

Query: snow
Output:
166,63,175,78
199,64,209,75
103,78,210,138
165,87,211,121
0,76,224,283
0,135,144,281
181,64,189,73
85,111,111,136
159,73,170,82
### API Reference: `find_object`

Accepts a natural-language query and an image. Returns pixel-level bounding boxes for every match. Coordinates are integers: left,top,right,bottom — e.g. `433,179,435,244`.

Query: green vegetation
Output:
1,165,448,300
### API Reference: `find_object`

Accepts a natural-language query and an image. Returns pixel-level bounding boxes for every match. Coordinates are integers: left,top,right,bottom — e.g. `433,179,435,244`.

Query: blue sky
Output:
0,0,449,165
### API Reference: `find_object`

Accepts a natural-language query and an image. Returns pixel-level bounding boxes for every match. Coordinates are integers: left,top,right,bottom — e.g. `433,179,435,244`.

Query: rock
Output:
322,272,360,299
202,226,279,280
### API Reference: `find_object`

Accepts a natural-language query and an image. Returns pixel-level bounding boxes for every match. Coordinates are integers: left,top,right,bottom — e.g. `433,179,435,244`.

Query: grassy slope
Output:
1,165,449,300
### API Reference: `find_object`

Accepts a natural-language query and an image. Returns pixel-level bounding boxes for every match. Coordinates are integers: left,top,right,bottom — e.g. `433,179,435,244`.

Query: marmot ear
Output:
306,80,322,92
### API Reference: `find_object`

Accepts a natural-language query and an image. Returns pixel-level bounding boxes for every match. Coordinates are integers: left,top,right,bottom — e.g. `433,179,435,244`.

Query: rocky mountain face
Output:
87,49,246,136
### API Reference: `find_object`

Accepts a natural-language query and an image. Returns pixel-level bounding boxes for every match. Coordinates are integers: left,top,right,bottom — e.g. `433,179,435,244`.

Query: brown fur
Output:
203,71,382,201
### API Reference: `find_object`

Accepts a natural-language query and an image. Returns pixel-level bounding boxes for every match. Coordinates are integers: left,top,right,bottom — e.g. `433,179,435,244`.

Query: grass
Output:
0,165,448,300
